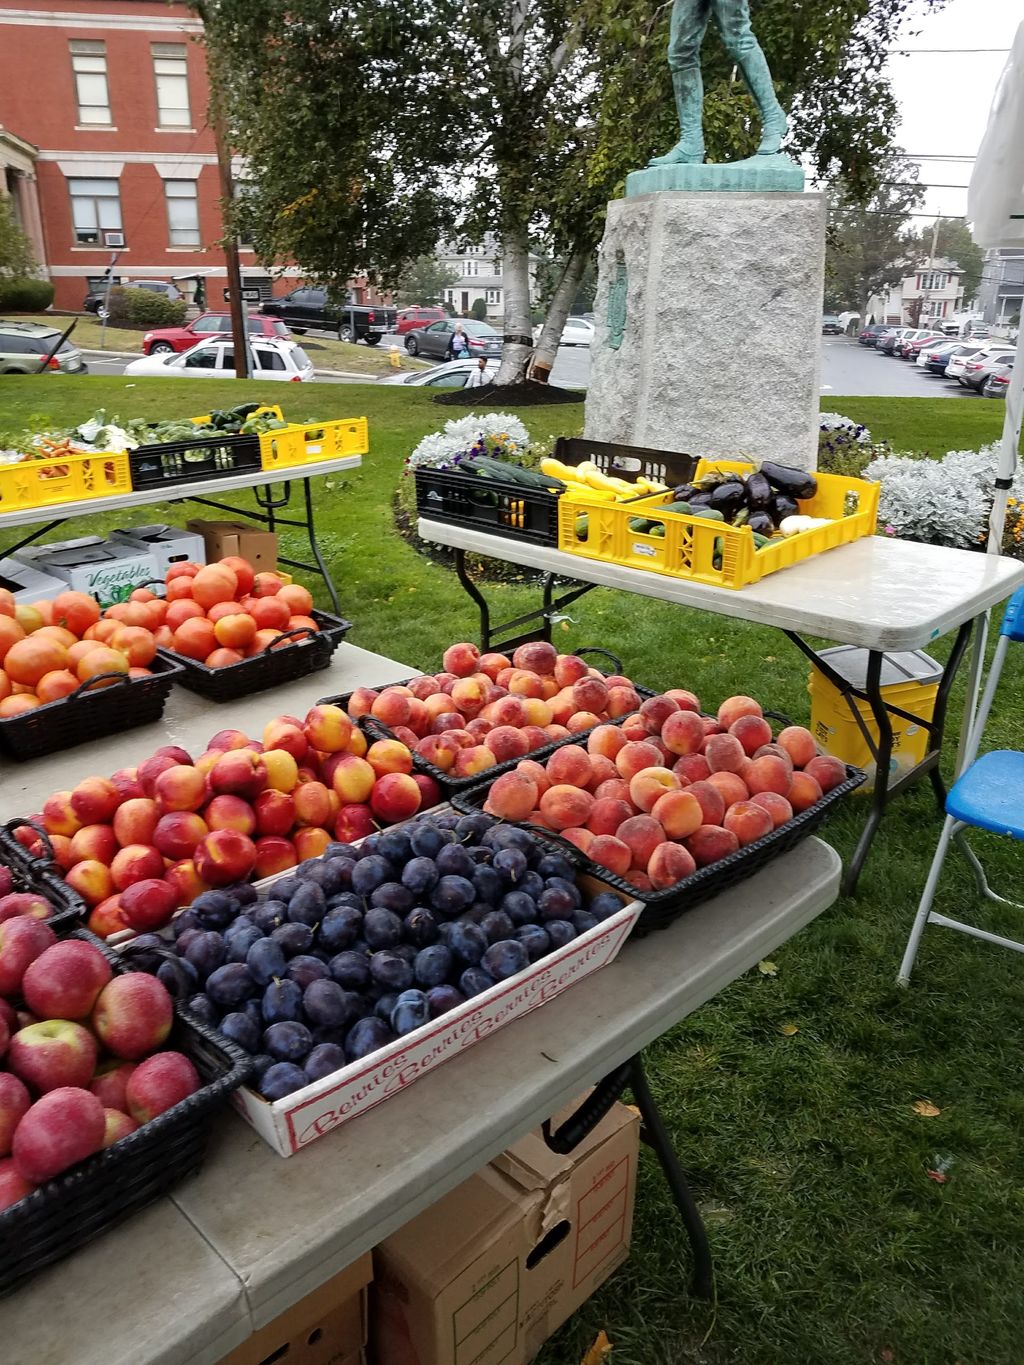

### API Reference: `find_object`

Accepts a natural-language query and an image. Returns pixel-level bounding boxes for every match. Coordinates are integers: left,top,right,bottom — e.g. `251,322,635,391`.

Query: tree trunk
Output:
494,223,534,385
529,246,589,384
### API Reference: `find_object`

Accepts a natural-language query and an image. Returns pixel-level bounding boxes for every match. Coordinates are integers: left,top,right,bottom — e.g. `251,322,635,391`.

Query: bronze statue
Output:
649,0,788,167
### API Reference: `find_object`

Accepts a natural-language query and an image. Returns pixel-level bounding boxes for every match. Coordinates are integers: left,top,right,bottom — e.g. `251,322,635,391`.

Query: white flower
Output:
406,412,532,472
820,413,871,443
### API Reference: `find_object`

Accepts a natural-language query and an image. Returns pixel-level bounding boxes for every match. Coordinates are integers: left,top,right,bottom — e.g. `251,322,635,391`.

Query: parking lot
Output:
820,335,989,399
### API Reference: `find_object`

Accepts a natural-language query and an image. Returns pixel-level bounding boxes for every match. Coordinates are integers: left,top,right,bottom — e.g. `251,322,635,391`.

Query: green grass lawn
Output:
1,379,1023,1364
7,313,427,376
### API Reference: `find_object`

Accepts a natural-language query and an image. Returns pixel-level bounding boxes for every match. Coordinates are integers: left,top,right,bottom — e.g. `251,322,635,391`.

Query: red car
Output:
141,313,290,356
395,306,446,335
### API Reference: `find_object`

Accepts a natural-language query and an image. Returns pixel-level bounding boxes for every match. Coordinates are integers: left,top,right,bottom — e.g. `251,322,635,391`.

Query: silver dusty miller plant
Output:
864,443,1024,549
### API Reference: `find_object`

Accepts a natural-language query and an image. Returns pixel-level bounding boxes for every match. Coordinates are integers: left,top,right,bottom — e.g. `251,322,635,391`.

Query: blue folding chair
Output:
898,585,1024,986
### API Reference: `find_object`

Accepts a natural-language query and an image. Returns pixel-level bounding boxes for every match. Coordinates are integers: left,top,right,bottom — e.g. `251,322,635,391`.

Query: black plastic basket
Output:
0,819,86,932
451,762,865,932
0,654,184,762
319,648,654,795
129,431,262,490
415,466,561,546
157,608,352,701
554,436,700,490
0,929,252,1296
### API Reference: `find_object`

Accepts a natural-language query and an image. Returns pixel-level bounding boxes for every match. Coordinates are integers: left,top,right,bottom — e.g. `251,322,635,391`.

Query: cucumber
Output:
690,506,726,522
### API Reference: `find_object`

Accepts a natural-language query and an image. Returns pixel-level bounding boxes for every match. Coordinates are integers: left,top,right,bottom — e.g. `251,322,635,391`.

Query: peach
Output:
346,686,379,719
331,755,376,804
263,717,309,761
405,698,429,735
507,670,545,699
111,798,159,848
477,651,511,681
750,791,793,829
647,841,697,890
442,642,481,678
480,726,527,763
408,674,441,700
615,814,665,870
562,827,594,854
153,811,208,860
546,745,593,789
110,844,164,892
586,797,633,836
753,742,795,772
41,790,82,838
485,694,526,728
293,780,332,827
292,827,330,860
586,725,626,761
70,777,120,826
639,695,680,732
64,860,114,907
163,859,208,907
453,745,497,779
370,689,411,728
628,766,681,814
511,641,557,675
253,836,299,879
717,695,763,729
672,753,711,785
729,713,773,757
545,725,572,743
430,712,466,737
370,772,422,824
515,758,551,798
572,677,609,715
593,778,632,804
209,749,267,802
366,738,414,777
539,784,594,830
686,824,740,867
620,713,650,742
547,688,576,727
136,753,181,798
415,733,461,772
553,654,589,687
589,835,632,878
301,707,353,762
723,800,774,847
685,780,727,827
86,896,126,938
435,671,459,692
485,770,539,821
706,770,749,808
651,789,703,840
804,754,847,794
254,789,297,837
47,835,75,871
704,734,748,775
615,740,663,781
422,693,457,722
606,686,641,718
663,688,700,712
740,753,789,797
346,726,368,758
565,711,601,734
153,764,208,814
262,749,299,794
205,731,249,754
109,768,145,803
194,829,257,886
788,771,823,813
203,794,256,835
588,753,618,786
776,725,817,769
118,877,179,932
521,724,551,751
68,824,118,867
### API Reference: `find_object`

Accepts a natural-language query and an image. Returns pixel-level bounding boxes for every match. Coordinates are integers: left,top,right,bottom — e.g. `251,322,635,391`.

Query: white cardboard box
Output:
108,523,206,576
13,536,158,607
0,555,68,604
231,877,641,1157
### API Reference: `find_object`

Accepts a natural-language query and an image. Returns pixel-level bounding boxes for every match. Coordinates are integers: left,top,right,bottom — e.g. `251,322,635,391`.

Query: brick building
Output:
0,0,386,312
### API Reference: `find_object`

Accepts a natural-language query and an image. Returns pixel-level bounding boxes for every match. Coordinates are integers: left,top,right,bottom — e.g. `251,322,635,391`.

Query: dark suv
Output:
260,288,397,345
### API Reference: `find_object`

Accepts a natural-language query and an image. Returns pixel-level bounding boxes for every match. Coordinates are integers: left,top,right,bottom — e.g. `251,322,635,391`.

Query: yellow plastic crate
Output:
258,416,369,471
556,459,880,590
190,404,284,426
0,449,132,513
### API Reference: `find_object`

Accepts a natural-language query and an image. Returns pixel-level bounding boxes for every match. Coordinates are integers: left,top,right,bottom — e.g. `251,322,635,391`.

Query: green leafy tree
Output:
0,196,36,279
912,217,985,304
825,151,924,322
394,254,459,308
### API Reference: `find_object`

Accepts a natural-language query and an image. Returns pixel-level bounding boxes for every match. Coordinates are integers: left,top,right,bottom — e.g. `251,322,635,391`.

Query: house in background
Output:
977,247,1024,325
436,233,541,318
867,257,966,327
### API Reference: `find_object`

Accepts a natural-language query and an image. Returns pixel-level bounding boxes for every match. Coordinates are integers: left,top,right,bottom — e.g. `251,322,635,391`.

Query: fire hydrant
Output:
388,345,402,370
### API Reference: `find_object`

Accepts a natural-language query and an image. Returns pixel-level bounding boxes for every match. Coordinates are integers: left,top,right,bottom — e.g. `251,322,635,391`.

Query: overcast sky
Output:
888,0,1022,221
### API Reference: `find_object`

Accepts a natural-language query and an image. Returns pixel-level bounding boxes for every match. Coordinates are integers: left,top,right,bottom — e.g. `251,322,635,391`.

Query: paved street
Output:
820,336,981,399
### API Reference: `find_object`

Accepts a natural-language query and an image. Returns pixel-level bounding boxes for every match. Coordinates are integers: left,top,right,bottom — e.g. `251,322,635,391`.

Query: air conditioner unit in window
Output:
103,231,125,248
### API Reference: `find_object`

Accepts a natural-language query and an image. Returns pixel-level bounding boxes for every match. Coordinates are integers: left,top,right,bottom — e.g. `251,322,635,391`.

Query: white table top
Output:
419,519,1024,652
2,836,841,1363
0,456,362,532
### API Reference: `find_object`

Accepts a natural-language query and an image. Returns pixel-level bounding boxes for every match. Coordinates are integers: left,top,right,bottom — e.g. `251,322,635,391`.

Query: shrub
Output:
107,287,187,328
470,297,488,321
817,413,890,478
0,277,55,311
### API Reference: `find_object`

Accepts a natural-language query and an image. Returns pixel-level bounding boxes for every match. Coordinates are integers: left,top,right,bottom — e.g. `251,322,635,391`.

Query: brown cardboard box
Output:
219,1252,372,1365
371,1101,639,1365
187,519,278,571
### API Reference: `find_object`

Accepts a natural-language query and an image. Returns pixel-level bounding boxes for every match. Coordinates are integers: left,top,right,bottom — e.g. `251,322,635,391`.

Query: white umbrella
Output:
967,20,1024,551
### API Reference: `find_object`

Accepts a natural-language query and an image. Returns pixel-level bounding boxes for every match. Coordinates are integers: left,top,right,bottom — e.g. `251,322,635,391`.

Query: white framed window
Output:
68,177,122,245
486,288,501,304
164,179,200,247
153,42,191,127
464,260,477,276
70,40,111,126
920,271,947,291
492,260,501,276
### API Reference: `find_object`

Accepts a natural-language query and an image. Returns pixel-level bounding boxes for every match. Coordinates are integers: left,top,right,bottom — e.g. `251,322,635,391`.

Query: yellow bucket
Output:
808,646,942,791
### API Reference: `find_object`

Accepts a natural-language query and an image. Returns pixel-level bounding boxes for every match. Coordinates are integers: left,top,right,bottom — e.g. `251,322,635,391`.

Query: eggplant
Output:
770,493,799,525
761,462,818,500
708,480,746,519
744,471,772,511
673,483,699,501
687,491,713,510
748,511,775,536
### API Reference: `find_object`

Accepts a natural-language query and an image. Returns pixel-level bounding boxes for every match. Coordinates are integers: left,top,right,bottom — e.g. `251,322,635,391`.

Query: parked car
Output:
395,307,447,335
378,359,500,388
260,288,396,344
141,313,289,356
532,316,595,346
857,324,887,346
947,343,1015,385
875,327,909,354
899,332,945,360
123,336,314,381
403,319,502,360
83,279,180,316
822,315,844,335
0,320,87,375
961,350,1018,393
982,362,1013,397
917,341,967,371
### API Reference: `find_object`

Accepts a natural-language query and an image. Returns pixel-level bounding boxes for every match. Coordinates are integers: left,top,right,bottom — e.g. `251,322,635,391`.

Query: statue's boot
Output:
647,66,705,167
736,43,788,155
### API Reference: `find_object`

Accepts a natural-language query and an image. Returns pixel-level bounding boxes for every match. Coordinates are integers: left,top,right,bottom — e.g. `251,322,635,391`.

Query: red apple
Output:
11,1087,105,1183
0,891,53,924
92,974,174,1060
8,1019,98,1093
0,917,57,997
0,1157,34,1211
21,940,112,1020
101,1107,139,1148
0,1073,31,1157
89,1060,137,1113
125,1051,200,1124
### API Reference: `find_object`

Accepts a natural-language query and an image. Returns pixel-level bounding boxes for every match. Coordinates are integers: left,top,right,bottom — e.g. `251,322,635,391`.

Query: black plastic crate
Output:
554,436,699,490
451,760,865,933
157,609,351,701
0,929,252,1296
0,653,184,762
129,432,262,490
0,820,86,932
415,466,560,546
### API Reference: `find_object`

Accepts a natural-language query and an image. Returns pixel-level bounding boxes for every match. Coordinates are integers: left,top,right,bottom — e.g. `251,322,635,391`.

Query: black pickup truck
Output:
260,288,397,345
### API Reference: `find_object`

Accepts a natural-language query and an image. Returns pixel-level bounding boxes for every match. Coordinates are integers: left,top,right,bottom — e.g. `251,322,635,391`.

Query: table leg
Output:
454,548,492,649
452,550,596,655
841,649,892,898
924,619,973,811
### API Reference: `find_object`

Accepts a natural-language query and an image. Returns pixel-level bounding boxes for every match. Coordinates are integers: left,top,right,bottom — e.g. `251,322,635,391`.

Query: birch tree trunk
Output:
494,223,535,385
529,246,589,384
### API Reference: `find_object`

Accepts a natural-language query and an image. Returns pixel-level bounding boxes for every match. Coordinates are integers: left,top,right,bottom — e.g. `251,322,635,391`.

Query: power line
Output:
889,47,1011,54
